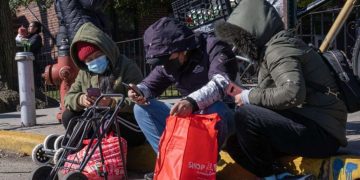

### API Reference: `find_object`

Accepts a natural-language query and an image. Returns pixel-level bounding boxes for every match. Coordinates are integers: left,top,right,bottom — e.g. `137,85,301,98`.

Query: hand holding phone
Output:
122,82,142,96
87,88,101,97
226,82,243,97
122,82,149,105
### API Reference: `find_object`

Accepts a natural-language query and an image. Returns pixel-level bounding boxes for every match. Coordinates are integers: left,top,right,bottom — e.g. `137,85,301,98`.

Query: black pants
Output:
33,60,43,88
62,109,146,147
226,105,340,177
62,109,83,129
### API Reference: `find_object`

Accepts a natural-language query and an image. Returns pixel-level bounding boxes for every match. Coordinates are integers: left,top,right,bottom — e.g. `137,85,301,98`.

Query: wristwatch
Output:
181,96,199,112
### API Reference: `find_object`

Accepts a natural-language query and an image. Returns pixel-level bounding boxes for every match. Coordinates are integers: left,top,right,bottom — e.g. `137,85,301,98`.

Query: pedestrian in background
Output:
16,21,43,88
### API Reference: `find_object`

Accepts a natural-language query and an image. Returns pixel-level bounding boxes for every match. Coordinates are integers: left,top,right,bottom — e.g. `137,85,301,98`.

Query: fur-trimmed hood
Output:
215,0,284,61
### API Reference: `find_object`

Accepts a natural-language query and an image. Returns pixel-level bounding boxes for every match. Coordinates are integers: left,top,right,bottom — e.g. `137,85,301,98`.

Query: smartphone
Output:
226,82,243,97
87,88,101,97
122,82,142,96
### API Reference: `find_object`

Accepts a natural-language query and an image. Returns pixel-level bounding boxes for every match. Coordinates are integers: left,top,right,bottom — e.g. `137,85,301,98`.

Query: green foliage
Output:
9,0,53,12
21,40,31,52
44,89,60,100
9,0,29,11
298,0,315,8
112,0,171,17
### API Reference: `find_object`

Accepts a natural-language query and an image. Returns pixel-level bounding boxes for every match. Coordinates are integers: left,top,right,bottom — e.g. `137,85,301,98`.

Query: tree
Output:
0,1,17,90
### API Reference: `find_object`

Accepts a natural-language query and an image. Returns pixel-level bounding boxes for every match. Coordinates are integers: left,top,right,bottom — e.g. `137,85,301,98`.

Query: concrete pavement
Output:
0,108,64,156
343,112,360,153
0,98,179,174
0,107,64,136
0,103,360,179
0,98,180,155
1,106,360,154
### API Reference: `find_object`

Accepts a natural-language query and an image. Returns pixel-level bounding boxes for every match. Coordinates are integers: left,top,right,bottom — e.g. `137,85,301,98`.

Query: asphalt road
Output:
0,149,146,180
0,150,32,180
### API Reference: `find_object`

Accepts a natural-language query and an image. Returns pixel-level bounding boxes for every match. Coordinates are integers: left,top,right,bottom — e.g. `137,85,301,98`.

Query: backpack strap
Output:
289,45,342,100
306,81,340,100
322,51,350,82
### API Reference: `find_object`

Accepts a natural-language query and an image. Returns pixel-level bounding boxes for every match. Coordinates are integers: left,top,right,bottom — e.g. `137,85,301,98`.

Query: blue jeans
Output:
134,99,235,153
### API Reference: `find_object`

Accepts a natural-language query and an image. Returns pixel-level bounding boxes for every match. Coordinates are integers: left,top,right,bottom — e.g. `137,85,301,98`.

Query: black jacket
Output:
28,33,42,56
57,0,110,42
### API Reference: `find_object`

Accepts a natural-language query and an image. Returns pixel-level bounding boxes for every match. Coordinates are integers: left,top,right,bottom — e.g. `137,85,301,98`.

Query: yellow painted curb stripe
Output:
0,130,45,155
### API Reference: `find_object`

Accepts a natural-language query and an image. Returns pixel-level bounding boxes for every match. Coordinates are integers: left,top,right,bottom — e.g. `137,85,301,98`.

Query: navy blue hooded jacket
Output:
138,17,238,107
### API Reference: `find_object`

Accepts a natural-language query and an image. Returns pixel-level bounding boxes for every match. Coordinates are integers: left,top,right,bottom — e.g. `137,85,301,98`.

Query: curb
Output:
0,129,156,172
3,129,359,179
217,151,256,179
0,129,250,177
0,130,45,155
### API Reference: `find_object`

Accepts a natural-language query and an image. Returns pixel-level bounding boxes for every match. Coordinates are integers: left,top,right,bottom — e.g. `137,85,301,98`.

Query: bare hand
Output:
127,84,148,105
18,26,28,37
234,93,244,107
170,100,193,117
79,94,95,108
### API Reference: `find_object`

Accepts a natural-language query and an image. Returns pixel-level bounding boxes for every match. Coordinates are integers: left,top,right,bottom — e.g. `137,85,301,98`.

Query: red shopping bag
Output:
154,113,220,180
63,134,127,180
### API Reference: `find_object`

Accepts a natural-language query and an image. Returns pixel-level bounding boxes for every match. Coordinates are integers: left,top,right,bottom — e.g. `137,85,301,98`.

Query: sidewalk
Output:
0,107,64,136
1,104,359,154
345,111,360,153
0,103,360,178
0,98,180,141
0,107,64,155
0,98,179,173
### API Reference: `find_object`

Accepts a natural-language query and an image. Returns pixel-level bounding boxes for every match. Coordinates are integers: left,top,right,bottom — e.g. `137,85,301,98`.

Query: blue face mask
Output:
86,55,109,74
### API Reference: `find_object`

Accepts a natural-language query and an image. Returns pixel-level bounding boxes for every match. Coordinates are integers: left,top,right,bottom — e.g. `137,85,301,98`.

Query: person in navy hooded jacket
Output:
127,17,238,154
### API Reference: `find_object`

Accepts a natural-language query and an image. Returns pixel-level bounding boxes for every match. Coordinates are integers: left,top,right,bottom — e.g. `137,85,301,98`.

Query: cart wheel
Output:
30,165,58,180
32,144,51,165
64,171,88,180
44,134,59,150
54,135,65,150
53,148,64,164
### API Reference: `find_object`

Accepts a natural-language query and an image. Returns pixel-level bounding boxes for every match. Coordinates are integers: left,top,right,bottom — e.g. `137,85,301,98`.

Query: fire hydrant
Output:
43,40,79,121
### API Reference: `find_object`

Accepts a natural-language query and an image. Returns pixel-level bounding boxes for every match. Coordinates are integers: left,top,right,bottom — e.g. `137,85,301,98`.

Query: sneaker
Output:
144,172,154,180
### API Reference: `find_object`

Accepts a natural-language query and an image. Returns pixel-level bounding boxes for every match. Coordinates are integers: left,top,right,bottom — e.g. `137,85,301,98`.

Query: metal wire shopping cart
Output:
30,94,136,180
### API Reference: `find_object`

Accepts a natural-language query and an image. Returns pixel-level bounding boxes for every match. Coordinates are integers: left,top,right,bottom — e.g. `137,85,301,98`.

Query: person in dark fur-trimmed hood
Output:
214,0,347,179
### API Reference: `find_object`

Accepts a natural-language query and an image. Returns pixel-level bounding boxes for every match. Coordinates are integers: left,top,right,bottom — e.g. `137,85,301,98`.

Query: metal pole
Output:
282,0,297,29
319,0,358,52
15,52,36,126
287,0,297,29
